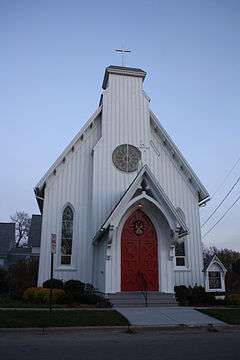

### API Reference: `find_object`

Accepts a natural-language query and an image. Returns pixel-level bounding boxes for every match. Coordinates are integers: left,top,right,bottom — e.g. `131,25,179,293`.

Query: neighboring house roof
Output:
203,255,227,273
150,111,210,203
0,222,15,255
93,164,189,245
28,215,42,248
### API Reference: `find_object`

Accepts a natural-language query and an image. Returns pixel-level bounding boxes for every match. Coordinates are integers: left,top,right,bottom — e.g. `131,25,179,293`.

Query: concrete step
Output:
107,292,177,308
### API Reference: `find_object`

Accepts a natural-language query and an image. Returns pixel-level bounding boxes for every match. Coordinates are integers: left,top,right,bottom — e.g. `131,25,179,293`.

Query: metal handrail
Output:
139,272,148,307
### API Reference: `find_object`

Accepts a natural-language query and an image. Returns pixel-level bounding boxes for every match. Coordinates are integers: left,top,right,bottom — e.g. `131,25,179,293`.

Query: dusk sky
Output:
1,0,239,250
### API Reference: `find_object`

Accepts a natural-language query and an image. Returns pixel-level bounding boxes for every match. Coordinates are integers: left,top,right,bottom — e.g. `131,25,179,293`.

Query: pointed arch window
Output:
61,205,74,265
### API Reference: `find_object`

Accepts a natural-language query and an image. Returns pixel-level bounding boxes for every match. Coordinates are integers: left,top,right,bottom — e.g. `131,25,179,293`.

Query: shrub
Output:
175,285,216,306
174,285,190,306
84,283,95,294
225,272,240,293
74,293,111,307
63,280,85,302
189,285,209,306
226,293,240,306
63,280,85,293
23,287,66,304
7,258,39,299
201,292,216,306
22,287,37,302
43,278,63,289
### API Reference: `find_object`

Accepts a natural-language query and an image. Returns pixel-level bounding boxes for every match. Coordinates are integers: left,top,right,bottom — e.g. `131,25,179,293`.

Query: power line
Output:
202,194,240,239
211,156,240,199
201,176,240,228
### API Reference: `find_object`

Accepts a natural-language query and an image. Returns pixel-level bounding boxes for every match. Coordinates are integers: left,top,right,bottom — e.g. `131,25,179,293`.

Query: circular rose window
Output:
112,144,141,172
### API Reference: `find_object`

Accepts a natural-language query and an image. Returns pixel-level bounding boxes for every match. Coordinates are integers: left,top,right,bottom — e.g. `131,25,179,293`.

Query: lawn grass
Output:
0,295,95,308
0,296,63,308
198,308,240,325
0,309,129,328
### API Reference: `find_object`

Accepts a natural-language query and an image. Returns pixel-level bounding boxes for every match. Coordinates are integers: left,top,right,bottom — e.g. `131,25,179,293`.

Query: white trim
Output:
93,164,189,245
57,202,76,269
55,266,77,272
36,106,103,190
204,257,227,292
150,111,209,202
174,267,191,272
103,197,175,293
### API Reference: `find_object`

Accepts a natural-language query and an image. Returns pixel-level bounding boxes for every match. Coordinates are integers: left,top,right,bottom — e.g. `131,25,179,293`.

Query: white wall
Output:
38,69,205,290
38,115,102,285
91,71,204,290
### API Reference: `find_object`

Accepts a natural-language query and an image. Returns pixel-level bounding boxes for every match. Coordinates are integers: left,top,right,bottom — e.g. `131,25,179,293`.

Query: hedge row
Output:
174,285,216,306
23,287,65,304
22,279,111,307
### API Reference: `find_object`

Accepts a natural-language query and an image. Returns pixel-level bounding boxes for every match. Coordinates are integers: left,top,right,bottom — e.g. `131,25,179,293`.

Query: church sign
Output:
51,234,57,254
208,271,221,289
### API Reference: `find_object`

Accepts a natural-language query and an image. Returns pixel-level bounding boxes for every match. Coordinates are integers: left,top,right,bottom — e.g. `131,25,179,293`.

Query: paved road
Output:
0,330,239,360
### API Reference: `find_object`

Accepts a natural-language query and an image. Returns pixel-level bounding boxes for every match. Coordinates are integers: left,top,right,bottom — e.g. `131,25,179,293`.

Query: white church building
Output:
35,65,210,298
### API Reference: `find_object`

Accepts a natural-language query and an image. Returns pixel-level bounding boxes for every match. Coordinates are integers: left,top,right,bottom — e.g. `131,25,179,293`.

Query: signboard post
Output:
49,234,56,315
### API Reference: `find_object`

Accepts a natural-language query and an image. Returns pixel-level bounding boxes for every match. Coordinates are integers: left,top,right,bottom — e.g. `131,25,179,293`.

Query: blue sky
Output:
0,0,239,250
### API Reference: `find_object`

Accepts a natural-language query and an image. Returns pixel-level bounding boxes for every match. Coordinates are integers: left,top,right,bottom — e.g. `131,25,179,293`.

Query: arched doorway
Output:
121,209,159,291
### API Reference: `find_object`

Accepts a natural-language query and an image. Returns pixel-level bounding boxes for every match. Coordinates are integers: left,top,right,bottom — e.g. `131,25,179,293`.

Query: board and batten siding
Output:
91,71,204,288
38,116,102,285
38,68,205,289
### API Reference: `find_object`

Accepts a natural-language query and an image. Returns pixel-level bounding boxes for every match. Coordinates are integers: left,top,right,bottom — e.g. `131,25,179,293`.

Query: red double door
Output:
121,209,159,291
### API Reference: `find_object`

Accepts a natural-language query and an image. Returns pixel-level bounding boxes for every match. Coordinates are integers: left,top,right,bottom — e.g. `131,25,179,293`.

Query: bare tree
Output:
10,211,31,247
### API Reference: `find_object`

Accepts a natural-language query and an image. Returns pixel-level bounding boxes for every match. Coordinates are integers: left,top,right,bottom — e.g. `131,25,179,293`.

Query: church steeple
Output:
102,65,147,89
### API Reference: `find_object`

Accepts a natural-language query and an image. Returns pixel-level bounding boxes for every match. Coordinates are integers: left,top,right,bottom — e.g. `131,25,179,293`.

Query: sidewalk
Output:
116,307,226,326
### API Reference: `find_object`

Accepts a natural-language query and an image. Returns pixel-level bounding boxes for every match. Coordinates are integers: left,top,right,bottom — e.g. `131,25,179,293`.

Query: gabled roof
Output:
35,105,102,192
0,223,15,254
93,165,188,244
203,255,227,273
150,111,210,204
28,215,42,248
34,105,102,211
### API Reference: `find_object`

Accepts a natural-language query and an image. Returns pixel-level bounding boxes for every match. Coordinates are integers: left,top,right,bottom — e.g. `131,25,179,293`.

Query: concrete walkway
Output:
116,307,225,326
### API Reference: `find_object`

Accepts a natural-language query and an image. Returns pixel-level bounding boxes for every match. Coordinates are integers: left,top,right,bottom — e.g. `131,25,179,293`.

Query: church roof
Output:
102,65,146,89
93,164,189,245
150,111,210,203
34,105,103,211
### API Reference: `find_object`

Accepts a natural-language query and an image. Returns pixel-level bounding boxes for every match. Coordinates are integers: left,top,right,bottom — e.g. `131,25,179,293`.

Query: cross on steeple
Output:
115,47,131,67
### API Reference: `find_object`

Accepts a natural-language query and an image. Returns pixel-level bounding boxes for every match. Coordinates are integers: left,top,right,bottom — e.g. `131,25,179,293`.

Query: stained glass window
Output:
61,205,73,265
112,144,141,172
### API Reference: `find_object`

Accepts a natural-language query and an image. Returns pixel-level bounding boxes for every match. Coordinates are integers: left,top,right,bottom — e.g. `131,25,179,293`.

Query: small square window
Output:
176,257,185,267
